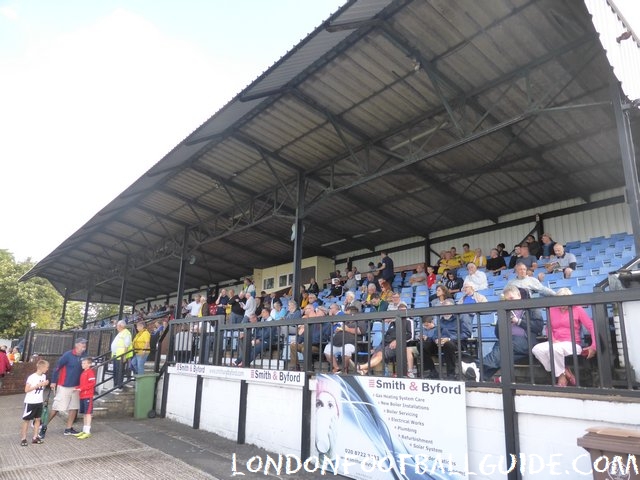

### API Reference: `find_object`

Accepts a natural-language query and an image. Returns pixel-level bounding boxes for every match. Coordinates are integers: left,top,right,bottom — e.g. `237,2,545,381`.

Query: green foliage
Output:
0,249,62,337
0,250,131,336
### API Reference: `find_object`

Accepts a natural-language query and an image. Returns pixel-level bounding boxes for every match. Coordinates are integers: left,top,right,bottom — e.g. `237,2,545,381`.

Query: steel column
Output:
175,226,190,319
82,289,91,330
292,172,305,305
60,287,69,331
118,258,129,319
610,80,640,251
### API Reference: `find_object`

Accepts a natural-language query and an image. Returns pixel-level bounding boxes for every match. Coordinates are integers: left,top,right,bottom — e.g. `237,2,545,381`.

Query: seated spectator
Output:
464,263,488,291
444,270,464,296
328,277,343,298
431,284,453,307
307,278,320,295
408,263,428,287
461,243,476,264
514,243,538,270
361,283,379,310
288,307,332,371
342,291,362,312
342,270,358,293
508,244,522,269
435,250,447,273
438,251,461,275
234,312,273,367
300,291,310,310
457,282,488,305
507,263,556,297
496,243,509,257
450,247,463,267
269,299,286,321
545,243,578,278
357,304,412,375
461,285,544,381
420,299,472,379
486,248,507,276
369,293,389,312
426,265,437,289
323,309,364,374
308,293,321,308
539,233,556,259
378,279,394,302
359,272,379,293
532,288,596,386
387,292,403,311
472,248,487,268
525,234,541,259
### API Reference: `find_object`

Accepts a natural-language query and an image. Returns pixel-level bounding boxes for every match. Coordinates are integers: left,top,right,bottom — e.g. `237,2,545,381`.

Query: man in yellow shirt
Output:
111,320,133,389
461,243,476,265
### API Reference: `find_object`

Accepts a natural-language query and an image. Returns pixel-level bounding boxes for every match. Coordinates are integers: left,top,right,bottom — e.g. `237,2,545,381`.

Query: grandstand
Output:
14,1,640,479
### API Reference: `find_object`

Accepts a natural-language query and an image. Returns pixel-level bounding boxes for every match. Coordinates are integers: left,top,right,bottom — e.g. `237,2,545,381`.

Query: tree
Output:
0,249,63,337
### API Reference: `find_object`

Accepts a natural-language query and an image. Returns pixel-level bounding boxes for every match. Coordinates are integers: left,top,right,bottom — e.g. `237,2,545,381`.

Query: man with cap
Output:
40,337,87,437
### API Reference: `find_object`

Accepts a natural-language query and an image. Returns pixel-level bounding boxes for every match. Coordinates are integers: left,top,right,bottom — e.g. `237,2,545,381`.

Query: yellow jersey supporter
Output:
112,328,134,360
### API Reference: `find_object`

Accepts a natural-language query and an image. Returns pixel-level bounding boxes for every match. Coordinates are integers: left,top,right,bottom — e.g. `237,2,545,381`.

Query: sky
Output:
0,0,639,263
0,0,346,262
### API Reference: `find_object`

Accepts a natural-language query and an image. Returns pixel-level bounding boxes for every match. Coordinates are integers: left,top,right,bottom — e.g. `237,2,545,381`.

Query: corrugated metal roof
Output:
585,0,640,101
21,0,639,304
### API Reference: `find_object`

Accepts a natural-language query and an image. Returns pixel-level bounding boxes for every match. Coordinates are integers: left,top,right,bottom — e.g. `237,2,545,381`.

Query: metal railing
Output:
157,290,640,397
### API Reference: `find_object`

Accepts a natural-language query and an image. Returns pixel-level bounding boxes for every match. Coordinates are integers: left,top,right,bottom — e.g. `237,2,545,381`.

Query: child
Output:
75,357,96,439
21,360,49,446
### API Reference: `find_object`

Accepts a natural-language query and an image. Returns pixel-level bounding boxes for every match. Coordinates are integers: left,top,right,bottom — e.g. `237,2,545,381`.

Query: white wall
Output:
164,372,640,480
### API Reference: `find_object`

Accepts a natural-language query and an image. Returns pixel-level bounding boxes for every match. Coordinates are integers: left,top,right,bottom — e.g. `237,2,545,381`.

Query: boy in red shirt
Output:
75,357,96,439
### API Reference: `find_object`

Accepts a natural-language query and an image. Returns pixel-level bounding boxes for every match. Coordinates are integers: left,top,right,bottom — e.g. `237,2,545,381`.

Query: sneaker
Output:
76,432,91,439
20,439,28,447
32,437,44,444
461,361,480,382
38,425,47,439
64,428,80,436
73,431,85,437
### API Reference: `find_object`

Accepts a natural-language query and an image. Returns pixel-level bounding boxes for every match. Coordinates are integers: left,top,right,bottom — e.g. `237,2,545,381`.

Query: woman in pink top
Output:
532,288,596,386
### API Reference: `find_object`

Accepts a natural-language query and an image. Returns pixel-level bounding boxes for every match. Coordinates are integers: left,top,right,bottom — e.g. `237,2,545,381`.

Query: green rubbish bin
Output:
134,373,158,419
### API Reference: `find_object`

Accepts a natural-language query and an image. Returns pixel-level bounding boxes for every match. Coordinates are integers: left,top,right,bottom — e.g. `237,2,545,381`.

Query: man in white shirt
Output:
464,263,488,291
186,295,202,317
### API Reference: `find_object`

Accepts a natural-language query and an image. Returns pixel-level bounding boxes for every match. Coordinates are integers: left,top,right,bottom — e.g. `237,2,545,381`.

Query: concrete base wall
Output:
164,371,640,480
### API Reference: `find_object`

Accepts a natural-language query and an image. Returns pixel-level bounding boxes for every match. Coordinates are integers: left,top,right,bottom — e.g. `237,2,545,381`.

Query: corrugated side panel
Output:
585,0,640,101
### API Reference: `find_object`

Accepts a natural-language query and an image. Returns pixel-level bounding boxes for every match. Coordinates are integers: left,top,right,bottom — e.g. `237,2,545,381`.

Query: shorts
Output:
79,398,93,415
22,403,43,421
51,385,80,412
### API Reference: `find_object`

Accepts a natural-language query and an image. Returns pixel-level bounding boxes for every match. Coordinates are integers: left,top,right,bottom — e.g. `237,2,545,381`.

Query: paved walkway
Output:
0,393,322,480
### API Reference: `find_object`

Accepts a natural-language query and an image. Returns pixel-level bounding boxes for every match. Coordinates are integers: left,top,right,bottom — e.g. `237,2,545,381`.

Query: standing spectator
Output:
377,251,395,284
111,321,133,389
40,338,87,438
186,295,202,318
229,291,246,324
132,321,151,375
213,289,230,316
0,345,11,389
539,233,556,259
241,291,257,321
496,243,509,258
74,357,96,438
525,234,541,258
20,360,49,446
